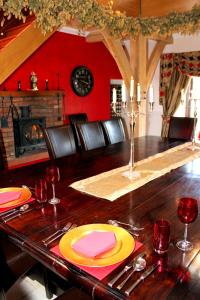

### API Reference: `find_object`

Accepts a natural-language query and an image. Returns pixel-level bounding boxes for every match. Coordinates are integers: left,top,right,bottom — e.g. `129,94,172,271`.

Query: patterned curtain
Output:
159,51,200,138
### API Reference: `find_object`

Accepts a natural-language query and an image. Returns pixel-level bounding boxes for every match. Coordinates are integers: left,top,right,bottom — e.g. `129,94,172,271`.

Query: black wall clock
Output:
71,66,94,97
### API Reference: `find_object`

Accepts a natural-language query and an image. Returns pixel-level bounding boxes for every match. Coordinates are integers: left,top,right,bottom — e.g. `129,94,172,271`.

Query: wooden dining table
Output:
0,136,200,300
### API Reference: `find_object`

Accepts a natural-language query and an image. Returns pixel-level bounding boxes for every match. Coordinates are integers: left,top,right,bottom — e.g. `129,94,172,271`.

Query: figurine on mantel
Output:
30,72,38,91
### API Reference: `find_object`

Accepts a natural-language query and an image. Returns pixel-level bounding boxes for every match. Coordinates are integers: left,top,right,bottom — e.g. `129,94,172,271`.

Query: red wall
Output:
1,32,121,121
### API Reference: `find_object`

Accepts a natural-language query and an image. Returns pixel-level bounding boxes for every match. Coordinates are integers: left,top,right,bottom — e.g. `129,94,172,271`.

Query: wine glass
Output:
176,197,198,251
46,166,60,205
35,178,48,204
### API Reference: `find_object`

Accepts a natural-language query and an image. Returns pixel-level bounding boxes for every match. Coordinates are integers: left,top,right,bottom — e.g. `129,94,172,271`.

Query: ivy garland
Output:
0,0,200,38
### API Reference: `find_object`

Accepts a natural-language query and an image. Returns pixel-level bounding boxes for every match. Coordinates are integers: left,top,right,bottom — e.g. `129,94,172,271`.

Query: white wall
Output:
147,33,200,136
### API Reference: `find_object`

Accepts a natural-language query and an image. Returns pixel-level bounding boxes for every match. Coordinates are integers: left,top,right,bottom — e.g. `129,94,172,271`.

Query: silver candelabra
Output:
112,89,154,180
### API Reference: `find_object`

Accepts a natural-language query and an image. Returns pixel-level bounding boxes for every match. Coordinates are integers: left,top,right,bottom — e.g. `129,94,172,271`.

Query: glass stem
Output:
184,223,188,243
52,183,56,199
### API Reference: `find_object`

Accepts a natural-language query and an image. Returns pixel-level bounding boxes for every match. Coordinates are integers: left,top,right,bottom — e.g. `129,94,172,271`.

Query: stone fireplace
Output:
0,90,64,163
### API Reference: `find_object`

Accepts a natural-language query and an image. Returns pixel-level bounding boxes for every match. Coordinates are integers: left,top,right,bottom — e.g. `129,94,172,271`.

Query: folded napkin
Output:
72,231,116,258
0,191,21,205
51,241,142,280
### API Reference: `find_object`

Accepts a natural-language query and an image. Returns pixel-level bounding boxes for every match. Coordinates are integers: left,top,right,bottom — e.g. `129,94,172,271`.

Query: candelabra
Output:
112,83,154,180
188,97,200,151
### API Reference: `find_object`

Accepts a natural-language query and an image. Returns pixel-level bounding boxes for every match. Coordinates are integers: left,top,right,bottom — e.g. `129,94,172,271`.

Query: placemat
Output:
70,142,200,201
51,241,142,280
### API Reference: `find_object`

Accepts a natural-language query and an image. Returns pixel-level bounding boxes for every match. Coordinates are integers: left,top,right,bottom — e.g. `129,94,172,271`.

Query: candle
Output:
149,85,154,103
181,89,185,102
122,81,126,103
137,83,141,103
112,88,117,104
130,77,134,98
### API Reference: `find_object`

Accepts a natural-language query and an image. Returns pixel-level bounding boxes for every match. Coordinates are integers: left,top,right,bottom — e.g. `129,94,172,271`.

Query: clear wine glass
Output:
176,197,198,251
46,166,60,205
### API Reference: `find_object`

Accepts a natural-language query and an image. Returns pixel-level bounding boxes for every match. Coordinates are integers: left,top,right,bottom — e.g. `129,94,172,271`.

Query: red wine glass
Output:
46,166,60,205
176,197,198,251
35,178,48,204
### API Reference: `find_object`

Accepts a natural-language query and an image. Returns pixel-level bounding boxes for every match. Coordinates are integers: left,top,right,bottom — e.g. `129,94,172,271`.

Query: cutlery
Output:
43,223,77,246
22,185,35,192
108,252,145,287
3,205,32,222
117,257,146,290
108,220,139,237
125,262,159,296
108,219,144,231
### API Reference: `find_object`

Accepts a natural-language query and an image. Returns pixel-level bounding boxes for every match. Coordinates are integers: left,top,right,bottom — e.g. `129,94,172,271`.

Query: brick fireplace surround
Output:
0,90,64,166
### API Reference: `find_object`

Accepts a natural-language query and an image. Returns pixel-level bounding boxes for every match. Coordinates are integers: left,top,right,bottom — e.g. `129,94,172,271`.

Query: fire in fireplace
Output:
13,117,46,157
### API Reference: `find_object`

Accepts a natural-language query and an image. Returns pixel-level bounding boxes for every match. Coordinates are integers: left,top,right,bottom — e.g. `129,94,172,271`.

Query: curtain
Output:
159,51,200,138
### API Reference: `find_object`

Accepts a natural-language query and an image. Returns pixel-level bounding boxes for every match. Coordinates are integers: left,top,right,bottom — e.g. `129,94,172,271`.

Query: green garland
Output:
0,0,200,37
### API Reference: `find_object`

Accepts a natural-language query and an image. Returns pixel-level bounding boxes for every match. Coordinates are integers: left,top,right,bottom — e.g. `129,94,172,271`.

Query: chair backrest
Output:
168,117,195,140
43,125,76,159
101,117,127,145
77,121,106,151
0,130,5,170
68,113,88,149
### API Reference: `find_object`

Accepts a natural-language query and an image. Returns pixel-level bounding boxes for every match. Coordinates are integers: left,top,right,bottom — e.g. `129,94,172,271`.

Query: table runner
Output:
70,142,200,201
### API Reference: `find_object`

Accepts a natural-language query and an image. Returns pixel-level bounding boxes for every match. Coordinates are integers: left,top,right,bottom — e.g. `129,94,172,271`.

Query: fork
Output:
108,219,144,231
43,223,77,246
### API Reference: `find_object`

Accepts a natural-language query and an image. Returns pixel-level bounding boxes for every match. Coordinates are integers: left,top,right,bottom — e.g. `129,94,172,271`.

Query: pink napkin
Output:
51,241,142,280
0,191,21,205
72,231,116,258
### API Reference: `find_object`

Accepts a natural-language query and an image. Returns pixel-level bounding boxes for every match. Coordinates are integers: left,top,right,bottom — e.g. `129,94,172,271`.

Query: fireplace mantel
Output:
0,90,64,97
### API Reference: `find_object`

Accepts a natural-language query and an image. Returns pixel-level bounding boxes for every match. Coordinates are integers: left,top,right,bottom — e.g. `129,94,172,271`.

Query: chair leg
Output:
42,267,54,299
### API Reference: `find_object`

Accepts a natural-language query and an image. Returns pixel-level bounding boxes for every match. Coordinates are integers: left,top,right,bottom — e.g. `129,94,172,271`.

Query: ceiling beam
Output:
0,21,55,84
101,30,133,89
146,38,173,89
85,30,104,43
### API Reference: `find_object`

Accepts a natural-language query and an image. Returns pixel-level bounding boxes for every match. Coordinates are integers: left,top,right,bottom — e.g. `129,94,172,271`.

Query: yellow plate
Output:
59,224,134,267
0,187,32,208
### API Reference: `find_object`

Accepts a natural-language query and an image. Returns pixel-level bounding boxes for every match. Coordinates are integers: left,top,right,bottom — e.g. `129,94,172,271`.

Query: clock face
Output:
71,66,94,97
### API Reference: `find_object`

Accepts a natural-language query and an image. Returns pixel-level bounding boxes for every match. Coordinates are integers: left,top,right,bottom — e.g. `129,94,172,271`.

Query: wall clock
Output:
71,66,94,97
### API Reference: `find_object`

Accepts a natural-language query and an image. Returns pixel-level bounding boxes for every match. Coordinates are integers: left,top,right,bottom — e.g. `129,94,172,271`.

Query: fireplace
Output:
13,117,46,157
0,90,64,163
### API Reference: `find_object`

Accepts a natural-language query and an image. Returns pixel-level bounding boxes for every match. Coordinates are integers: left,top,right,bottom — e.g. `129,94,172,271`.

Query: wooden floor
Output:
7,151,49,169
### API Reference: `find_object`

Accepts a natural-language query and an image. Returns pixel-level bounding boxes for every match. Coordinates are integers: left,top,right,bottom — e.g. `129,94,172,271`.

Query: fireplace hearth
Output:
13,117,46,157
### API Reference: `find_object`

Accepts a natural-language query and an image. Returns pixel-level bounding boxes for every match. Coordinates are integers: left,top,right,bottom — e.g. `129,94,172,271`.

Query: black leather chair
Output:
101,117,127,145
168,117,195,140
68,113,88,149
0,232,36,299
43,125,76,159
77,121,106,151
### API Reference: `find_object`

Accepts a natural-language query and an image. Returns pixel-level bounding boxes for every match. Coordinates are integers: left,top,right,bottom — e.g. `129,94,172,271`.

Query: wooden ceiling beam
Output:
146,38,173,90
85,30,104,43
101,30,133,89
0,21,55,85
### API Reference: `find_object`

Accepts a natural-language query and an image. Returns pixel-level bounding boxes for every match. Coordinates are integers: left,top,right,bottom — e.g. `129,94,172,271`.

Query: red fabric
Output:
51,241,142,280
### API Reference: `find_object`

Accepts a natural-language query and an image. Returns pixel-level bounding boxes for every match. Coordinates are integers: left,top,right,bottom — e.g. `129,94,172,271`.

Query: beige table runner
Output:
70,142,200,201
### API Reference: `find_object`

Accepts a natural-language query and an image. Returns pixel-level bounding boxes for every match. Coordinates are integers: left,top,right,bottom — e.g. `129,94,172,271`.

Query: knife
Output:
125,262,159,296
0,208,17,218
108,252,146,287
